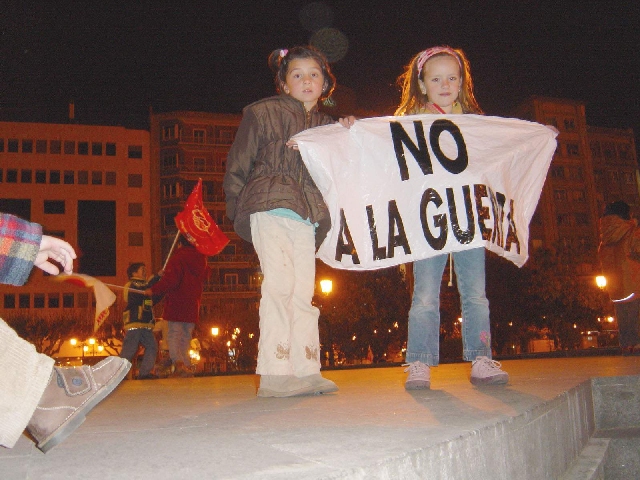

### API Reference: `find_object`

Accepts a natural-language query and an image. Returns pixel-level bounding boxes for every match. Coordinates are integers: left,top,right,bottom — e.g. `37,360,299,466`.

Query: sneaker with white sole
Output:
403,361,430,390
470,356,509,386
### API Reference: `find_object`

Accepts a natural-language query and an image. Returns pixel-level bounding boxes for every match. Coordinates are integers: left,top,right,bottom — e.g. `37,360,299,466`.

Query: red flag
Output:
175,178,229,256
53,274,117,332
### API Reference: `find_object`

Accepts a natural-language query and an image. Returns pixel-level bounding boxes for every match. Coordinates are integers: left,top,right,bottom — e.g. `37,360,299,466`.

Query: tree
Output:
316,261,410,364
6,311,93,357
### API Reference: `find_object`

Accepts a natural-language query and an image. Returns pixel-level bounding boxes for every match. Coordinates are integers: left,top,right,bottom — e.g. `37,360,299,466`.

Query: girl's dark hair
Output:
603,200,631,220
127,262,145,278
267,45,336,101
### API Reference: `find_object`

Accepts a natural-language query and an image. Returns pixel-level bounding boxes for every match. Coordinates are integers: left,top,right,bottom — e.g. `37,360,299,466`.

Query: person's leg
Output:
0,318,53,448
167,321,182,365
180,323,195,366
250,213,316,397
251,213,296,376
137,329,158,377
290,220,321,377
289,220,337,393
453,248,492,361
454,248,508,385
614,299,640,348
405,255,447,366
119,329,142,362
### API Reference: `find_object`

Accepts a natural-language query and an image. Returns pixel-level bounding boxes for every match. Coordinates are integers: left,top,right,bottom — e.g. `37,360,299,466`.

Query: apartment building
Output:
148,111,260,336
513,97,639,276
0,121,151,322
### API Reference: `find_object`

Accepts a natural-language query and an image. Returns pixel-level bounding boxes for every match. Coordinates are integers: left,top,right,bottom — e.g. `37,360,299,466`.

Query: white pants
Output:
250,213,321,377
0,318,54,448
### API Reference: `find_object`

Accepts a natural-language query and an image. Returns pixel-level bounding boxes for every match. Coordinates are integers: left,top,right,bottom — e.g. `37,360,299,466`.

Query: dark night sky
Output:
1,1,638,146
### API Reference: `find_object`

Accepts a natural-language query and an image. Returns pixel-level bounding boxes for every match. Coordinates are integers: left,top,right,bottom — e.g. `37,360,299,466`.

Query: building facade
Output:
0,121,151,325
514,97,639,275
149,111,261,339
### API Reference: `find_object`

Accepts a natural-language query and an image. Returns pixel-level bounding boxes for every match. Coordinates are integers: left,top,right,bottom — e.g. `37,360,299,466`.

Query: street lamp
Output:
596,275,607,289
320,279,332,295
319,278,334,367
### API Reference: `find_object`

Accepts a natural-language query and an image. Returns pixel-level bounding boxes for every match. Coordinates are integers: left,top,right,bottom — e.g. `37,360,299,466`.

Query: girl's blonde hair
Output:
395,46,482,116
267,45,336,101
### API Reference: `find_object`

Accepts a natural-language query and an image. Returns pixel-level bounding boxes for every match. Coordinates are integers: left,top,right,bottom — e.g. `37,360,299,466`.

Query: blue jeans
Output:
167,321,195,366
119,328,158,376
406,248,491,365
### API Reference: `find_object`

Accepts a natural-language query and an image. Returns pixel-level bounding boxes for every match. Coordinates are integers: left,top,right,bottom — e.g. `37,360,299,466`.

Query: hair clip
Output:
280,49,288,58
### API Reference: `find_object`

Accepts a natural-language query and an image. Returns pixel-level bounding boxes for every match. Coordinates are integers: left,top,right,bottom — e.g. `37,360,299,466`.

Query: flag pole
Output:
162,230,181,270
103,283,146,294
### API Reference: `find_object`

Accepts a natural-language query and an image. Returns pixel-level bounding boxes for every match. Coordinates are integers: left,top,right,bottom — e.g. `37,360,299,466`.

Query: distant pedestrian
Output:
120,263,161,379
598,200,640,352
395,46,509,389
224,45,353,397
147,235,207,378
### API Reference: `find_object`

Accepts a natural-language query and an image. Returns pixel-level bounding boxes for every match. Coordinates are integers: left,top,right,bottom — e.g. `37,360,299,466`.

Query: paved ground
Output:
2,355,640,479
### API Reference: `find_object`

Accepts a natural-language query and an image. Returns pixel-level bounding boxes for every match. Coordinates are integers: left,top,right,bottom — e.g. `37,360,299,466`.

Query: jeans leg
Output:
138,329,158,376
119,329,141,362
406,255,448,366
453,248,491,361
614,299,640,348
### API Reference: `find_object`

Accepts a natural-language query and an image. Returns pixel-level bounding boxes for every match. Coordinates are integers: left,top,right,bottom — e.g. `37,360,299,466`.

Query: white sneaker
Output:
470,356,509,386
403,361,430,390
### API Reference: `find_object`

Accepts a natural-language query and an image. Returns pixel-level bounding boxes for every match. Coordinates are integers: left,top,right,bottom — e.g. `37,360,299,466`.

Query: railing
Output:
211,254,256,263
203,284,260,293
171,135,235,146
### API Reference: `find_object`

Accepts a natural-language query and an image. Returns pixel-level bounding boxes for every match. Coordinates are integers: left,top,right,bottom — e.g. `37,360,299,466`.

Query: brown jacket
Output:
598,215,640,301
224,94,334,249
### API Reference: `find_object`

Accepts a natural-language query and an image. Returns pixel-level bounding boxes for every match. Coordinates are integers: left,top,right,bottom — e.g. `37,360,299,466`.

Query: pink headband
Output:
416,47,462,76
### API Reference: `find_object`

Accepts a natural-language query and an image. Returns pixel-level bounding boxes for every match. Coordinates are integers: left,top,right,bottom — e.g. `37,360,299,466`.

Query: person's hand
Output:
338,116,356,129
144,288,153,296
286,139,299,150
546,125,559,135
35,235,77,275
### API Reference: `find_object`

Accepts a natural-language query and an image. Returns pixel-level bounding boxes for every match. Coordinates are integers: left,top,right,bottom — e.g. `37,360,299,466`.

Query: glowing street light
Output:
320,279,333,295
595,275,607,289
211,327,219,337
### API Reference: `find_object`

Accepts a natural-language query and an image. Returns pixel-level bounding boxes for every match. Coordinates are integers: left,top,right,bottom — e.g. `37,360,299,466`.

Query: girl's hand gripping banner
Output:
293,114,558,270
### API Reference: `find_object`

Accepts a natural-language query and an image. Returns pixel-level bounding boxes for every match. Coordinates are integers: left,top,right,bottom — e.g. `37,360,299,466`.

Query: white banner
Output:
294,114,557,270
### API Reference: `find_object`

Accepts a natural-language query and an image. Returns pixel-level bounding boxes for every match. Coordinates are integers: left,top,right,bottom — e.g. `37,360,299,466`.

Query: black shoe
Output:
138,373,158,380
